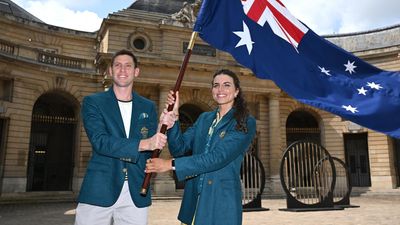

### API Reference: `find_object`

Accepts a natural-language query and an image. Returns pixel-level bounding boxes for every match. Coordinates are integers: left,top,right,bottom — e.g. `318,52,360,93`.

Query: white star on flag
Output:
342,105,359,113
318,66,331,76
344,60,357,74
367,82,383,90
357,87,368,95
233,21,254,55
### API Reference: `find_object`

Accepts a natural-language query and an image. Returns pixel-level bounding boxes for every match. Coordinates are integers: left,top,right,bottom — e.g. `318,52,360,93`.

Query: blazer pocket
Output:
136,120,156,139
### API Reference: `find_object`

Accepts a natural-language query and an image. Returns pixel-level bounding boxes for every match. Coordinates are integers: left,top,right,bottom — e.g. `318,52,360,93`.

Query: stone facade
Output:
0,1,399,198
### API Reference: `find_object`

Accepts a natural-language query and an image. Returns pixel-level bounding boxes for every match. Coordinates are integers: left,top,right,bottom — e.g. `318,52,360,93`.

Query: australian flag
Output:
194,0,400,138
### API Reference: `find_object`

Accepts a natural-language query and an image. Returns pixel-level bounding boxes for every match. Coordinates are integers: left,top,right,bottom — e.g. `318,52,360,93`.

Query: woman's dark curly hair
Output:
212,69,249,132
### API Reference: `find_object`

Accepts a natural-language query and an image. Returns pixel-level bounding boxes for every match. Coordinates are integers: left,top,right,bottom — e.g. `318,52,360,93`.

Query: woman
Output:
146,69,256,225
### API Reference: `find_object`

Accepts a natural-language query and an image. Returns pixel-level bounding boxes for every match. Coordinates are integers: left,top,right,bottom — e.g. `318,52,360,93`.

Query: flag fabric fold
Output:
194,0,400,138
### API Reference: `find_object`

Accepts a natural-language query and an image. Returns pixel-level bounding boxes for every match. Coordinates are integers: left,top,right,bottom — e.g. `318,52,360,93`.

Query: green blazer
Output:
168,108,256,225
78,88,157,207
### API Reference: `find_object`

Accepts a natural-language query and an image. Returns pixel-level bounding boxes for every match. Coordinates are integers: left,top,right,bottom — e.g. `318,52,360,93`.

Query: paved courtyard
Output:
1,195,400,225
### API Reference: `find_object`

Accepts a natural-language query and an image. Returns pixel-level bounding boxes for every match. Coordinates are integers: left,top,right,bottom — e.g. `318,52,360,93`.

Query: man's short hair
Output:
111,49,138,68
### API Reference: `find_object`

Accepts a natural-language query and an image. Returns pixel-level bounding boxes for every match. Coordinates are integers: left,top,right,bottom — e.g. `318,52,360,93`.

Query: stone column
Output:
268,93,283,195
257,96,269,170
257,95,271,196
151,86,177,196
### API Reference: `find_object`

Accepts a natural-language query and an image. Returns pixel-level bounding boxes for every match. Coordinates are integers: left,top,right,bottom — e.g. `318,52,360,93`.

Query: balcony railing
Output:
0,38,91,71
38,51,83,69
0,39,15,55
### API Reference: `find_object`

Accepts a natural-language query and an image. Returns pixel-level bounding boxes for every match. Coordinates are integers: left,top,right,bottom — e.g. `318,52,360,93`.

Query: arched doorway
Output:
286,110,321,146
173,103,205,189
179,103,204,132
27,92,78,191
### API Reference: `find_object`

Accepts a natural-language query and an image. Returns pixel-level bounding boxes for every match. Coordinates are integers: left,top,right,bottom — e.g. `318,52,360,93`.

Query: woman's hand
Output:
145,158,173,173
166,90,179,117
159,91,180,130
159,110,177,130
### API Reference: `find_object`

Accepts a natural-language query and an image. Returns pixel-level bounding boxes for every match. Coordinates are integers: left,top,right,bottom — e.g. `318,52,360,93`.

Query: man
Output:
75,49,167,225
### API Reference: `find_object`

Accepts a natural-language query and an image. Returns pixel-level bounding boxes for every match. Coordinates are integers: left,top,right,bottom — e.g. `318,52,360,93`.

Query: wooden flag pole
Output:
140,31,198,195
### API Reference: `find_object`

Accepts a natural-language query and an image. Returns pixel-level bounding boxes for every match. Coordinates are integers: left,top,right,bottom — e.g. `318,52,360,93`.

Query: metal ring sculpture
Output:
280,141,336,209
241,150,266,211
331,157,352,206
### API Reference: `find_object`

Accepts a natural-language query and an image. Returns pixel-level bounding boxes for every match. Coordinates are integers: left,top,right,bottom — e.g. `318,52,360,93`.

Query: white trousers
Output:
75,181,148,225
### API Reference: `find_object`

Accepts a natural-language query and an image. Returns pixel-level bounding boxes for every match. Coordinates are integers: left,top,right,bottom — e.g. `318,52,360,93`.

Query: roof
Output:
0,0,43,23
128,0,195,14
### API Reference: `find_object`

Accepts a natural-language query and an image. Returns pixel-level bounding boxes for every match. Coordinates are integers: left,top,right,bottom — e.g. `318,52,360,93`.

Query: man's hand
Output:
139,132,167,151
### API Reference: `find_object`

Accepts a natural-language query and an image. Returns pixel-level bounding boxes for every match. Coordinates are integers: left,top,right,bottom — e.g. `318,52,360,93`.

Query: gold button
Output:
208,180,212,185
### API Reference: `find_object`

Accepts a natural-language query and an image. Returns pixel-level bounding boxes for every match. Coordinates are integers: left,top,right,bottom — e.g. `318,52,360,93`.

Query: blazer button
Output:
123,168,127,173
208,180,212,185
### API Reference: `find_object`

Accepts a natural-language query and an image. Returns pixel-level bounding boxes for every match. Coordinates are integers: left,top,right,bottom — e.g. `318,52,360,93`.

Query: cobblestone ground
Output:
1,195,400,225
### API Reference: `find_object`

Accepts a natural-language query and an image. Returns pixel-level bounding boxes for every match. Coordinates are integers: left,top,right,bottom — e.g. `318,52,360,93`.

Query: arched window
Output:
286,110,321,146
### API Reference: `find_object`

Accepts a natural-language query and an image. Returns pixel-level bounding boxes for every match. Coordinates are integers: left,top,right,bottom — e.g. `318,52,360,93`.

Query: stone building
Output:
0,0,399,198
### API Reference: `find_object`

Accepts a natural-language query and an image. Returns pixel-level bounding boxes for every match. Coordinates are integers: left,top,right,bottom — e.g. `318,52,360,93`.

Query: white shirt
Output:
118,100,132,138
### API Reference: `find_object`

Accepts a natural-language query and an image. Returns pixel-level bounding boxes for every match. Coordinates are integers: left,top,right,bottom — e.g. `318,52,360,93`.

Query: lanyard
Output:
207,112,221,137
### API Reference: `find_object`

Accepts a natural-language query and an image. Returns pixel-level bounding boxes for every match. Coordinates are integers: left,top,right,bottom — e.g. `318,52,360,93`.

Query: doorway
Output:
27,92,77,191
344,133,371,187
394,138,400,187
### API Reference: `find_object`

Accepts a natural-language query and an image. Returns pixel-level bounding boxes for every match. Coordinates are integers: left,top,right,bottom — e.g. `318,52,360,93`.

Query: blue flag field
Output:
194,0,400,138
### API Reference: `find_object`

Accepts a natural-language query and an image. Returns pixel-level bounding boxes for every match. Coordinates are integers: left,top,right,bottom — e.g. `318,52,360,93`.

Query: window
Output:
128,32,152,52
133,37,146,50
0,79,13,102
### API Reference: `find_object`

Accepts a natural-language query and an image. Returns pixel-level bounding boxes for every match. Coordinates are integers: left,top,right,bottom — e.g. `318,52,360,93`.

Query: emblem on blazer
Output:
219,131,226,139
139,112,149,119
141,127,149,138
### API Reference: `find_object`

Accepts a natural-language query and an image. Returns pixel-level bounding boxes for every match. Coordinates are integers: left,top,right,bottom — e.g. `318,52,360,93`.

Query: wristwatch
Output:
171,159,176,171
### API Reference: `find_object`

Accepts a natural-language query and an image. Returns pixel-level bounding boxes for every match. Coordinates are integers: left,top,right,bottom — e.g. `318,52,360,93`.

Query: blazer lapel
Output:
202,110,218,136
106,88,127,138
214,108,235,131
129,92,140,139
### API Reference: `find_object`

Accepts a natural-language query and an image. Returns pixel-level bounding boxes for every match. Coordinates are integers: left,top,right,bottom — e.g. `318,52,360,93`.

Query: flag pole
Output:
140,31,198,195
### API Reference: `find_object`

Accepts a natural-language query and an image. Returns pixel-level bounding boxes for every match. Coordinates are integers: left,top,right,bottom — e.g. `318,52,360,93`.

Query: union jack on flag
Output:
241,0,309,49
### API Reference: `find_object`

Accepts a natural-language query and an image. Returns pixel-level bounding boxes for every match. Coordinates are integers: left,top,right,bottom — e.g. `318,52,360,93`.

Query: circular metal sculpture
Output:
280,141,336,209
240,150,267,211
331,157,352,206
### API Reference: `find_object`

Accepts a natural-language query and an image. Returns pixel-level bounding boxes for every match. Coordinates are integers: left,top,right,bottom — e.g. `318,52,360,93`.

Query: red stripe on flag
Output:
247,0,268,23
265,1,305,43
275,0,285,8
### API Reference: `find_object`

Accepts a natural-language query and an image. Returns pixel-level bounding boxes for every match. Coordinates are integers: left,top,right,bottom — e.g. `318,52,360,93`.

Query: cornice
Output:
325,24,400,52
0,12,97,39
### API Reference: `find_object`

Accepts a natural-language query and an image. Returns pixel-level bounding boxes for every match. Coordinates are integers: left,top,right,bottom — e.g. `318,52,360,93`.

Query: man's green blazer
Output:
78,88,157,207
